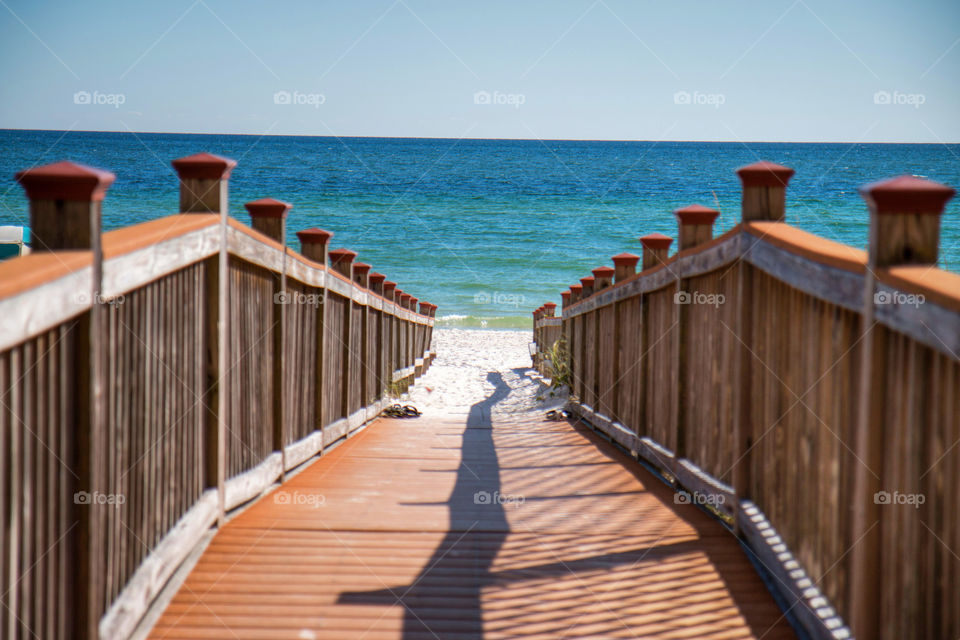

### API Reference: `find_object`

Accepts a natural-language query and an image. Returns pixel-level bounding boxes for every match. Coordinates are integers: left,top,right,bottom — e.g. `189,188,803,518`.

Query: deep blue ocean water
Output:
1,130,957,328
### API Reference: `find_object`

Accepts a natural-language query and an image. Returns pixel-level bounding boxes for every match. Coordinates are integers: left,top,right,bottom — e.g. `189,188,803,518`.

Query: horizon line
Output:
1,127,957,145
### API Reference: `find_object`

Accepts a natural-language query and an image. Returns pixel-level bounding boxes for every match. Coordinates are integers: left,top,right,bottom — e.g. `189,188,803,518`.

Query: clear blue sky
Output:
1,0,958,142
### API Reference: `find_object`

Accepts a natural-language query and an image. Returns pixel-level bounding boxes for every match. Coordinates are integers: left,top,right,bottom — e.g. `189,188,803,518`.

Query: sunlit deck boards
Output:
149,405,795,639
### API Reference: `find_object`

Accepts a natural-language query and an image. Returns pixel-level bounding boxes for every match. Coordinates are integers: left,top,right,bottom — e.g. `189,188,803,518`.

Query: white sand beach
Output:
403,328,567,419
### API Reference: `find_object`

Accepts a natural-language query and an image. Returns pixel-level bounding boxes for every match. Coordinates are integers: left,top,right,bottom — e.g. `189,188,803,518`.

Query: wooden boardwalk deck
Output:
150,378,795,639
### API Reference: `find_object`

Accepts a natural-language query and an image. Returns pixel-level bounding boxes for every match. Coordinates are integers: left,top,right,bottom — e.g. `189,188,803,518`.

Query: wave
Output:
435,314,532,330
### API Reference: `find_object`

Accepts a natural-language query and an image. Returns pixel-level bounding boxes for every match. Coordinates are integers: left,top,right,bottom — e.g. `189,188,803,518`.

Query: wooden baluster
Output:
637,234,674,441
15,160,115,640
848,175,955,638
353,263,372,409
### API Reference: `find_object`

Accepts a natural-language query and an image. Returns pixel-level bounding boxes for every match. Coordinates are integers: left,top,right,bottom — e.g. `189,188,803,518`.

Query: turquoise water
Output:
1,130,958,328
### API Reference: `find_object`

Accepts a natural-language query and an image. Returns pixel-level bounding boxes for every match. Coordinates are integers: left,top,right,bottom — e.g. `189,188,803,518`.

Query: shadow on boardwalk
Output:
339,371,511,638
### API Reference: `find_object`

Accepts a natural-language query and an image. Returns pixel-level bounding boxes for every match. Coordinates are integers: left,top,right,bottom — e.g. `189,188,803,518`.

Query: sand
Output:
402,328,567,420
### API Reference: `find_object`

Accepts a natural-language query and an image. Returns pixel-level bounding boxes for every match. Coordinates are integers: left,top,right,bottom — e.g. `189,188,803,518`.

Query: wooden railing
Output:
0,154,436,639
532,163,959,640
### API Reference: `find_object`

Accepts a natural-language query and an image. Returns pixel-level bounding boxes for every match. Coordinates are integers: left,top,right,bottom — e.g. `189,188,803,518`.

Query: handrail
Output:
0,155,436,639
532,162,958,640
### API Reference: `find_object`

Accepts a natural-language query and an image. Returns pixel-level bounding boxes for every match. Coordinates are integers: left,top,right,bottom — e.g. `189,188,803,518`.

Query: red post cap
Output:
570,284,583,293
171,152,237,180
591,266,615,279
352,262,371,275
383,281,397,294
16,161,115,202
328,248,357,265
296,228,333,244
369,272,386,285
612,252,640,268
580,276,595,287
244,198,292,218
736,161,794,188
674,204,719,225
409,296,419,306
639,233,673,250
544,302,557,310
860,175,955,215
560,291,572,302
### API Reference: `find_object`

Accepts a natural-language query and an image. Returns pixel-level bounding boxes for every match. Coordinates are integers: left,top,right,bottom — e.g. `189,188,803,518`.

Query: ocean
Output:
1,130,958,329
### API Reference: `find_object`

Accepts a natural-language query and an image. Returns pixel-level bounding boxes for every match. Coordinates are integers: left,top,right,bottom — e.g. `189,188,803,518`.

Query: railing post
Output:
384,282,397,386
579,276,595,299
569,284,583,400
561,290,571,309
245,198,289,244
297,229,333,433
591,266,614,291
353,263,372,408
245,198,291,476
639,233,673,270
735,161,795,222
730,163,793,515
611,255,637,426
172,153,236,525
637,234,673,443
675,205,719,250
612,253,639,283
297,228,332,266
370,273,386,399
171,152,236,214
329,249,357,421
673,205,720,459
848,175,954,638
15,161,115,640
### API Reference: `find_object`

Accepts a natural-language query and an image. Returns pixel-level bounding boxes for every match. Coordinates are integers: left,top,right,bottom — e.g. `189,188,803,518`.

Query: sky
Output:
0,0,958,142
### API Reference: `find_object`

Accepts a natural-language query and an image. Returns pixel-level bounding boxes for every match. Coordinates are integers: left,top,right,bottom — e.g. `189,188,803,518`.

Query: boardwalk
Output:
149,373,794,639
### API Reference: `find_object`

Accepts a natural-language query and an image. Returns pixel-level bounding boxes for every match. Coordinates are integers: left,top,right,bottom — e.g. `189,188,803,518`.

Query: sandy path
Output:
403,328,567,419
